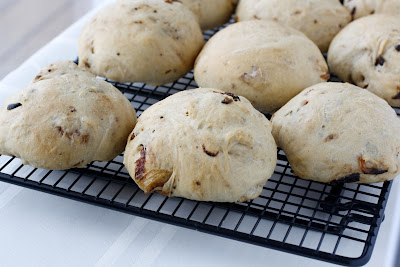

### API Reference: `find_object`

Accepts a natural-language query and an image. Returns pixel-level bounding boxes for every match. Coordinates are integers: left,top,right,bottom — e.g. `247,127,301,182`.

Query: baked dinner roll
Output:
78,0,204,85
236,0,350,52
119,0,237,30
328,15,400,107
271,82,400,184
343,0,400,20
0,61,137,170
177,0,237,30
194,20,329,113
124,88,277,202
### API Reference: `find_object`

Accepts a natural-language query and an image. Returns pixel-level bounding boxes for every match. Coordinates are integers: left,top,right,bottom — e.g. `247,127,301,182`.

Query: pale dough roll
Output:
178,0,237,30
0,61,137,170
343,0,400,20
271,82,400,184
328,14,400,106
119,0,238,30
194,20,329,113
236,0,351,52
124,88,277,202
78,0,204,85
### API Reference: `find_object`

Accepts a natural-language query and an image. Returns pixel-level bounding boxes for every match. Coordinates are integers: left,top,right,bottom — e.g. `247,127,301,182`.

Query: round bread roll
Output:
78,0,204,85
118,0,237,30
0,61,137,170
194,20,329,113
343,0,400,20
328,15,400,106
178,0,237,30
235,0,351,52
123,88,277,202
271,82,400,184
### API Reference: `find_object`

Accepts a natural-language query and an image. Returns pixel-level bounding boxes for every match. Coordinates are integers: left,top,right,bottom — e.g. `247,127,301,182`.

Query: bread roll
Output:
236,0,350,52
0,61,137,170
124,88,277,202
343,0,400,20
328,15,400,106
271,82,400,184
119,0,237,30
194,20,329,113
178,0,237,30
78,0,204,85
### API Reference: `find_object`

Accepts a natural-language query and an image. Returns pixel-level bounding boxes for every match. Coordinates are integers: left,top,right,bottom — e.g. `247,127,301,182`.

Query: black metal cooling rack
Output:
0,20,397,267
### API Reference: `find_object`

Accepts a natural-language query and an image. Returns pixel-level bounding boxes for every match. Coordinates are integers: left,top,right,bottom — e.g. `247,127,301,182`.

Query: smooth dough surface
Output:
178,0,237,30
0,61,137,170
78,0,204,85
328,15,400,106
119,0,237,30
124,88,277,202
271,82,400,184
194,20,329,113
344,0,400,20
236,0,350,52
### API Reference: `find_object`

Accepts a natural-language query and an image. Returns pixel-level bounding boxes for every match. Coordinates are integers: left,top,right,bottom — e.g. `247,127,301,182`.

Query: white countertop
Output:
1,2,399,266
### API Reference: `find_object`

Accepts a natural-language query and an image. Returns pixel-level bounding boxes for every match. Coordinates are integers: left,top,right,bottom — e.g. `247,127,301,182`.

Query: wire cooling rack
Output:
0,21,397,267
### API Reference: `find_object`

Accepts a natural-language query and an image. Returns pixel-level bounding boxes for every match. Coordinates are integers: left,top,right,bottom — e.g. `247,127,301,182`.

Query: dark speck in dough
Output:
392,91,400,99
375,56,385,66
135,146,146,181
202,144,219,157
324,134,338,142
7,103,22,110
350,7,356,20
222,97,233,104
366,169,388,175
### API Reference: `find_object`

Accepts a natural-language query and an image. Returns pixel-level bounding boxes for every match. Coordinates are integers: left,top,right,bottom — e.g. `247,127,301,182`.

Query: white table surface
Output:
1,2,399,266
